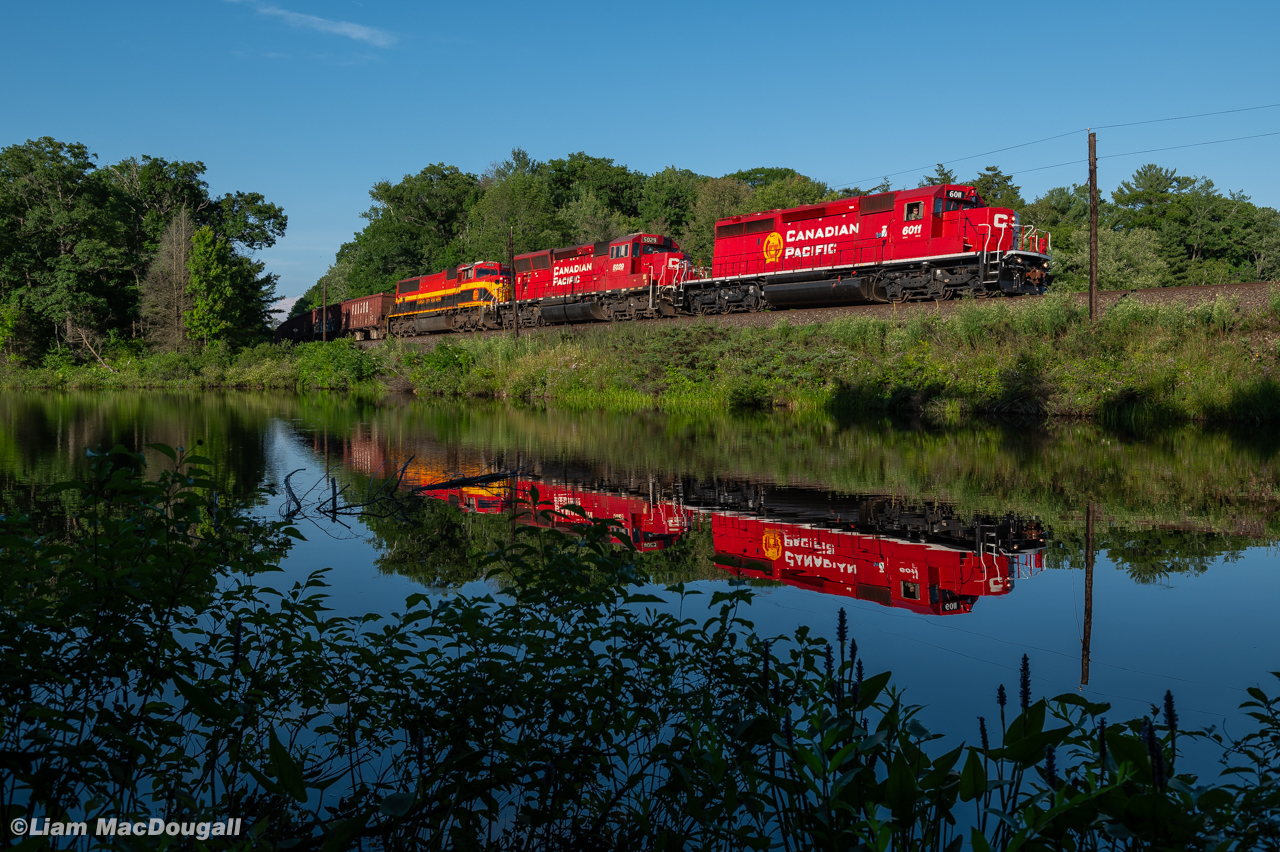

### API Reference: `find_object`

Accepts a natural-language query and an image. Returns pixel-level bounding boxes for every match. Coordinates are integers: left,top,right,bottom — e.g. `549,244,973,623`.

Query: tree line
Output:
0,137,287,365
297,149,1280,313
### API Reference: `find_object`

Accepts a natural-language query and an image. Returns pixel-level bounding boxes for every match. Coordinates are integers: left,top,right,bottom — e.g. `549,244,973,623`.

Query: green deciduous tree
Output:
464,154,565,260
751,174,834,211
1055,227,1168,290
540,151,645,217
312,164,481,311
970,165,1024,210
722,166,799,188
0,137,131,347
638,167,705,238
680,178,754,265
919,164,957,187
561,187,634,245
185,225,235,346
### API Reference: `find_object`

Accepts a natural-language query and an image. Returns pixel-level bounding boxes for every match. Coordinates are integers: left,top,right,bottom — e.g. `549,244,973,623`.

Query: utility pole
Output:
1081,501,1095,688
508,226,519,340
321,276,328,343
1088,130,1099,323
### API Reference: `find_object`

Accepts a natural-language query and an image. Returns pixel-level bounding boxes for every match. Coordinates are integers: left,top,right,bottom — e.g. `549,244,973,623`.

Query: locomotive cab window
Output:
609,244,630,259
641,244,670,255
904,202,924,222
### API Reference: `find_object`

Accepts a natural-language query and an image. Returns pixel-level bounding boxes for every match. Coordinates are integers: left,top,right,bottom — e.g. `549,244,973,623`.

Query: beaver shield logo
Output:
762,232,784,264
762,529,783,561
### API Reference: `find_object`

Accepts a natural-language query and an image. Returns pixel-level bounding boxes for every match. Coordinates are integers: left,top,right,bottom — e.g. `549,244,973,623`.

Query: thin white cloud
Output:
229,1,397,48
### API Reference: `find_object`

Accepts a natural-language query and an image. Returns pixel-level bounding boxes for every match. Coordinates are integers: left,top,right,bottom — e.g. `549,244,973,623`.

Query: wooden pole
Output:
1088,130,1099,323
1081,501,1095,688
322,275,328,343
508,226,519,340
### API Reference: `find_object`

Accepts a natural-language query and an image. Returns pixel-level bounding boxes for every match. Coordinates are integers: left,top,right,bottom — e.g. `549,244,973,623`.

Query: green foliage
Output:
752,173,835,210
681,177,755,265
540,150,645,216
970,164,1025,209
638,166,705,236
1055,227,1169,291
4,454,1280,850
465,155,565,260
0,137,285,359
184,225,234,344
919,163,958,187
294,338,382,389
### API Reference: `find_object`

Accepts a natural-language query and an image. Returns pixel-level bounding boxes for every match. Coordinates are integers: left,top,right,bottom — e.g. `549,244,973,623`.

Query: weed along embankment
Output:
6,288,1280,425
392,288,1280,425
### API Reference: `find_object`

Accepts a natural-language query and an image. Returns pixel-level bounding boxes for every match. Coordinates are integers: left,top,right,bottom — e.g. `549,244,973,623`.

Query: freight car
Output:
275,292,395,342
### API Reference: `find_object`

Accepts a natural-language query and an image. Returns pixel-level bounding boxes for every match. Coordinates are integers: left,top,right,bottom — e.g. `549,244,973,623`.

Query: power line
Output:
1006,130,1280,178
833,129,1083,190
1096,101,1280,130
831,100,1280,191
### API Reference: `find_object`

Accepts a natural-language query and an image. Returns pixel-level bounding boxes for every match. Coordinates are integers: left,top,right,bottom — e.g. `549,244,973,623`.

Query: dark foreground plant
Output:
2,448,1279,850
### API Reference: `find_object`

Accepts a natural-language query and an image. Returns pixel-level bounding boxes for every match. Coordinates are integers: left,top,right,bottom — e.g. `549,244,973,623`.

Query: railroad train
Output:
277,183,1052,342
333,431,1044,616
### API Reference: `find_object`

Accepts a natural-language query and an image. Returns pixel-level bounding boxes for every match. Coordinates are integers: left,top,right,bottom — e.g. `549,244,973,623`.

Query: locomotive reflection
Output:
333,437,1044,616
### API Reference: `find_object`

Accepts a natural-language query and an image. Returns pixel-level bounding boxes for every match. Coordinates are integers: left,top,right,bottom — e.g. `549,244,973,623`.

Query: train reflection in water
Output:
338,443,1045,616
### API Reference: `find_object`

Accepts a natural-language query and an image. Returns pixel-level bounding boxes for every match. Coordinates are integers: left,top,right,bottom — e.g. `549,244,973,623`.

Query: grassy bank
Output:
5,288,1280,423
396,289,1280,425
0,338,384,392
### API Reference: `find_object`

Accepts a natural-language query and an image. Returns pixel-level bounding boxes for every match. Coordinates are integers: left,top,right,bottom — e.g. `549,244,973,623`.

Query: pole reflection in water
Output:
1081,501,1095,688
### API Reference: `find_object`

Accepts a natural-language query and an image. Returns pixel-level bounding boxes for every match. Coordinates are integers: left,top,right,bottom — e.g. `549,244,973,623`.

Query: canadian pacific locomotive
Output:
281,183,1053,341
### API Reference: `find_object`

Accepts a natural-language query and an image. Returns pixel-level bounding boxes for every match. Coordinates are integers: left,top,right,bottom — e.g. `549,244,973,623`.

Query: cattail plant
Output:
824,643,834,683
761,640,770,693
978,716,990,754
1142,718,1166,791
836,608,848,653
1019,654,1032,711
1163,689,1179,767
1044,744,1058,790
1098,717,1108,773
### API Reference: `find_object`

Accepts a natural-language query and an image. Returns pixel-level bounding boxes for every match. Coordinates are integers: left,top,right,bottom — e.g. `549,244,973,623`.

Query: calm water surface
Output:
3,391,1278,767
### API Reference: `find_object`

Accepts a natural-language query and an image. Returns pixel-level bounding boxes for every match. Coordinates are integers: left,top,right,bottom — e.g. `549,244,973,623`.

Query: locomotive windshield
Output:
641,244,673,254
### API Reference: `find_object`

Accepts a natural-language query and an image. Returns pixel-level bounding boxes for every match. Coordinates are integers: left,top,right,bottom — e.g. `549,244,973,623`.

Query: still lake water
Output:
4,390,1279,770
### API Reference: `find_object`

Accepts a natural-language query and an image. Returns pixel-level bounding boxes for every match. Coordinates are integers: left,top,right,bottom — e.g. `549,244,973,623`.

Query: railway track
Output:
357,280,1276,351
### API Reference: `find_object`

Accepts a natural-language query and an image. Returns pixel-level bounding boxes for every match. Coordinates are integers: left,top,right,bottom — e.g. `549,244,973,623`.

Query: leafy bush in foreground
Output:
1,449,1279,850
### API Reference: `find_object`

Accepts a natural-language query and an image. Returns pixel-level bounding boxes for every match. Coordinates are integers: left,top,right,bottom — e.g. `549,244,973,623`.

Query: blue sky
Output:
4,0,1279,303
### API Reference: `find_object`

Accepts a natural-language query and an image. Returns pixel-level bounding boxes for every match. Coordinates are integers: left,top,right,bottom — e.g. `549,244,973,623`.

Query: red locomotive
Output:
711,514,1030,616
700,184,1050,311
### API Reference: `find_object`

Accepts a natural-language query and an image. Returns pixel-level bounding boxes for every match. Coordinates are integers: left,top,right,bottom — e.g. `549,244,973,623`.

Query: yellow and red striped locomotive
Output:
387,260,509,335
